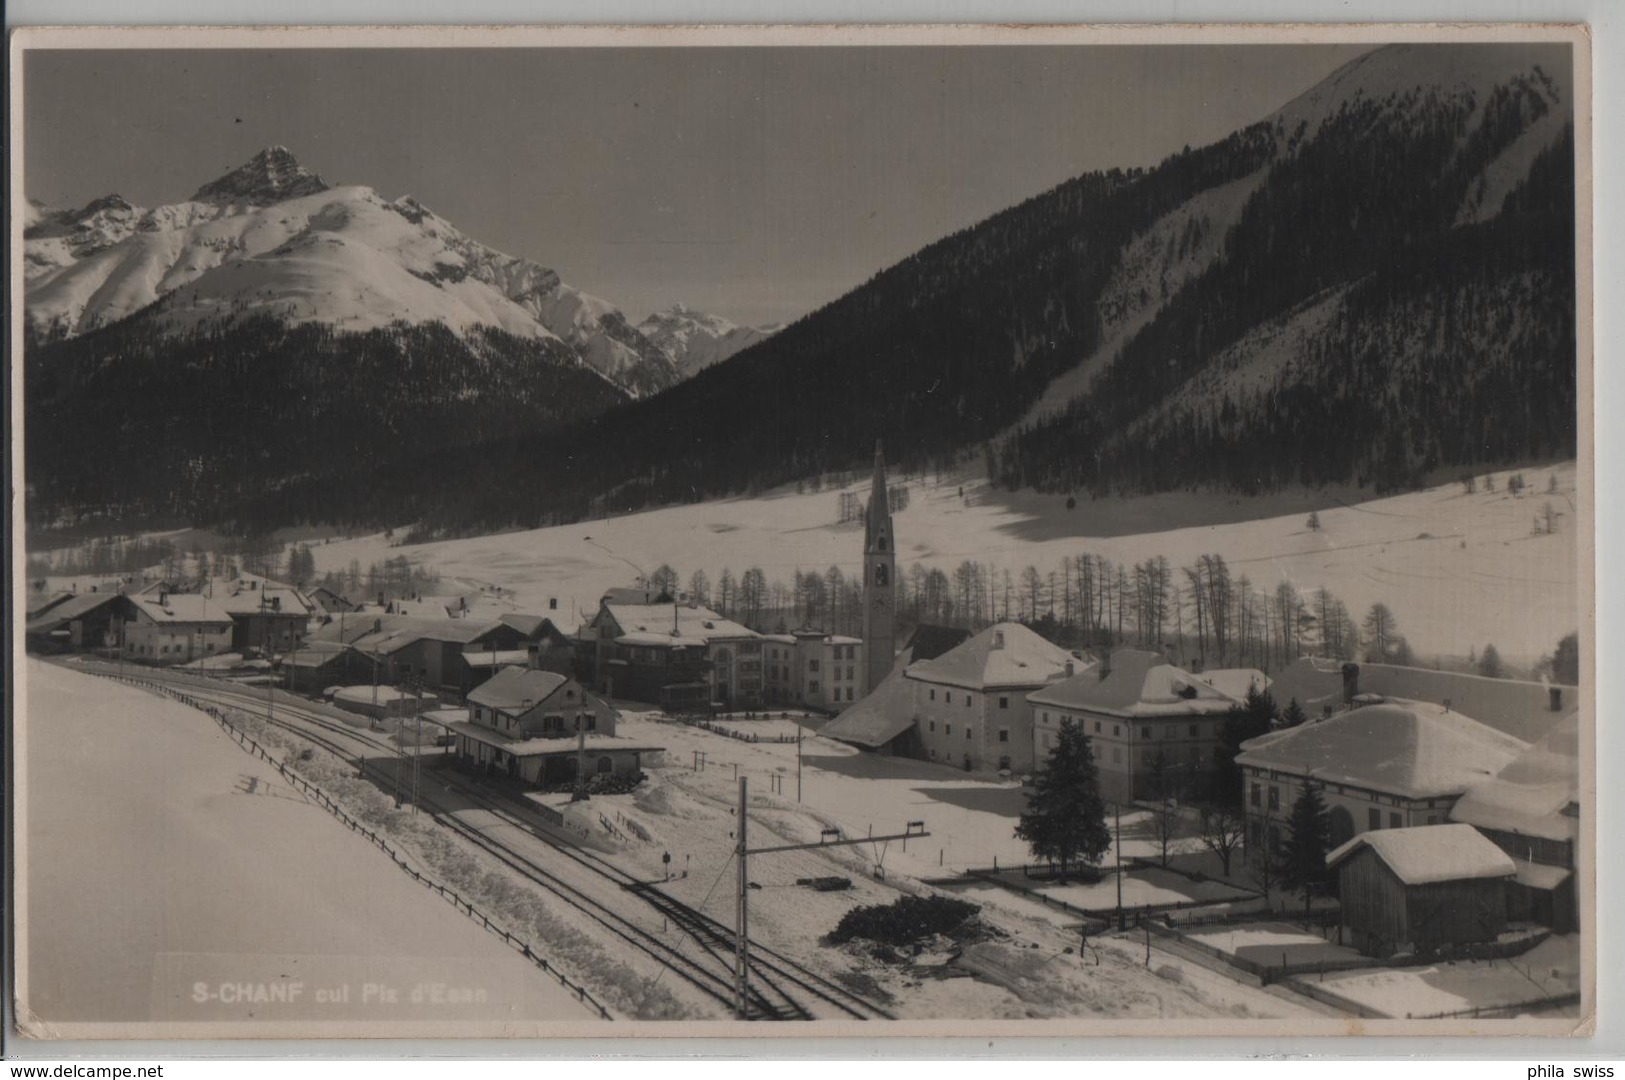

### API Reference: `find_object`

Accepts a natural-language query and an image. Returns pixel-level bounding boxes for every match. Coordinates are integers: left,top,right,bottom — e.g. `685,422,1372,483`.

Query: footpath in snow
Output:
16,659,601,1035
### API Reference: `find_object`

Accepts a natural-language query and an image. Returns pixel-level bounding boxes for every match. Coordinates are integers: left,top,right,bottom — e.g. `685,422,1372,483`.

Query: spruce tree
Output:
1279,697,1308,729
1280,783,1333,920
1213,684,1279,807
1015,719,1112,876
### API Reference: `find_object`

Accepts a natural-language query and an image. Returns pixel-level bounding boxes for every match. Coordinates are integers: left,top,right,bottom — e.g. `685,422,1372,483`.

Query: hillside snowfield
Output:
310,462,1580,665
17,659,596,1032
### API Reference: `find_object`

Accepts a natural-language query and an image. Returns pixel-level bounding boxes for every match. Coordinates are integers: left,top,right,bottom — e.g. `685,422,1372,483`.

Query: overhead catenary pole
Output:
1115,801,1125,931
735,776,750,1019
731,790,928,1020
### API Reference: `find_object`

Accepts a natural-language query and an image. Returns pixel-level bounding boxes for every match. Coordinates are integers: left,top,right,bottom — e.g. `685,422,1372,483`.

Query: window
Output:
809,659,820,673
999,756,1011,770
998,729,1009,743
930,689,936,701
1189,724,1199,738
929,749,936,760
1250,783,1261,808
999,696,1009,709
1041,711,1049,723
1112,725,1121,737
966,726,973,740
549,598,558,610
1368,807,1382,831
965,696,972,709
847,687,854,701
1389,811,1403,829
1427,814,1439,825
1095,720,1102,734
945,724,953,737
1267,786,1280,811
809,681,819,693
929,720,936,732
1141,726,1152,740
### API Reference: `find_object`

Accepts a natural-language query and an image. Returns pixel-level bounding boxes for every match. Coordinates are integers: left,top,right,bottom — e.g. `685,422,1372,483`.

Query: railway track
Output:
72,661,892,1021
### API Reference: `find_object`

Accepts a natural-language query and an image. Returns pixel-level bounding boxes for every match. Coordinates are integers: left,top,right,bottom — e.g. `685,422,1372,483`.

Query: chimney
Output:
1064,659,1075,677
373,618,382,633
271,596,282,612
1341,662,1360,704
1099,649,1113,682
1549,686,1564,713
991,629,1005,650
377,592,385,607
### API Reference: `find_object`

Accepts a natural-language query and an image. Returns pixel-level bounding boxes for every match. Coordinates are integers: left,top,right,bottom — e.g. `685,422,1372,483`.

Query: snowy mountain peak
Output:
191,145,329,206
637,304,779,379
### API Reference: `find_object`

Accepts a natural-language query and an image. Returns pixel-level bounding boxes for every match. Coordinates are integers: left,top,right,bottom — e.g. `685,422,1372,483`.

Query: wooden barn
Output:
1326,823,1517,958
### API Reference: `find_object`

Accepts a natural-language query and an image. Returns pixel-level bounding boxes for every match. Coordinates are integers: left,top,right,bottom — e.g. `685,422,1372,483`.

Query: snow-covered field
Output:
308,462,1580,664
1184,923,1363,967
1317,934,1581,1019
16,659,597,1034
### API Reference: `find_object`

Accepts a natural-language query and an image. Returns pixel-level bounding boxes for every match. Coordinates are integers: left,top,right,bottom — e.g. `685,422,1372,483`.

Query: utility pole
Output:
796,725,803,802
1115,802,1125,931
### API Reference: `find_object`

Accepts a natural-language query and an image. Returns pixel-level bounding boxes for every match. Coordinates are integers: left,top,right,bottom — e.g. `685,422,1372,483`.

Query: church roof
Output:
821,665,918,749
863,440,893,554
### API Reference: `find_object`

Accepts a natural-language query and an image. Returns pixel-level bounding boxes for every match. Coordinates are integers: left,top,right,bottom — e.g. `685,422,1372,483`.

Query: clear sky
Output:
24,45,1370,326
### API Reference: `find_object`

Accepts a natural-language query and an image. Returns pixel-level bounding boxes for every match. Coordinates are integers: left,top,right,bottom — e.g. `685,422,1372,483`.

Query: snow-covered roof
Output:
1326,823,1517,885
129,593,234,626
447,721,659,758
214,577,316,617
282,640,350,667
822,666,918,749
466,666,569,711
1030,649,1236,717
24,591,136,634
320,615,511,653
1449,710,1579,842
601,601,758,643
905,622,1076,691
333,685,420,707
1510,856,1573,891
1269,656,1575,743
499,612,568,638
461,649,535,669
1198,668,1268,701
617,631,708,648
1237,699,1528,799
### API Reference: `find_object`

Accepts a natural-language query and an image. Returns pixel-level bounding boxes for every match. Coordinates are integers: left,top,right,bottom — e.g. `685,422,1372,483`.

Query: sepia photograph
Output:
7,23,1593,1043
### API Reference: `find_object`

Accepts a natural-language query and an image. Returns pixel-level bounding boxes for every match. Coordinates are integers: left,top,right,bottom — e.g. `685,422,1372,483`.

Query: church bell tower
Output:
862,440,897,694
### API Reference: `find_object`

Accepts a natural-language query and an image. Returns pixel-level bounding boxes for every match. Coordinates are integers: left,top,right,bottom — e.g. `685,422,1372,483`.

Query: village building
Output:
762,633,798,704
1235,699,1529,857
312,614,529,699
1269,656,1575,743
215,576,316,654
757,629,864,710
1450,710,1580,932
1028,649,1239,804
280,639,354,695
822,624,972,756
25,591,140,655
123,589,235,664
308,586,360,615
1326,823,1517,958
904,622,1076,774
445,666,659,788
583,599,763,710
498,613,579,674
